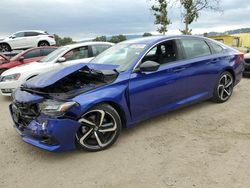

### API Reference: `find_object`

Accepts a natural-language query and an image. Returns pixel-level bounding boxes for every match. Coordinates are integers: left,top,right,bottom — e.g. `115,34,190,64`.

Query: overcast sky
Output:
0,0,249,40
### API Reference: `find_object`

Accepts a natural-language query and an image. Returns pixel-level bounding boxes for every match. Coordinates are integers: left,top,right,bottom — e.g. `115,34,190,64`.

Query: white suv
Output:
0,41,114,96
0,30,56,52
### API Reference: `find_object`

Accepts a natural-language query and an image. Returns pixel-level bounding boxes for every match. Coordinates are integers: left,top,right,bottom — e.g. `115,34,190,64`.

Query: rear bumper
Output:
9,104,81,152
243,62,250,76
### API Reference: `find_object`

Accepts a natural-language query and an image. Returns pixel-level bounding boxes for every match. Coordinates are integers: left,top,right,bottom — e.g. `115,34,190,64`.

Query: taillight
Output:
48,35,54,39
239,53,244,60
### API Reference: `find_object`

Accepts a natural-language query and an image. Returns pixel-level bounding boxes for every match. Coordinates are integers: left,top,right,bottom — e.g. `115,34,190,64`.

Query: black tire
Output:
38,41,49,47
76,104,122,152
0,43,11,52
212,71,234,103
0,69,8,75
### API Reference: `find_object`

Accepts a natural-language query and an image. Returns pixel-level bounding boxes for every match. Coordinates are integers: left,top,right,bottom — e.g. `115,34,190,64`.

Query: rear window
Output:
208,41,224,54
181,39,211,59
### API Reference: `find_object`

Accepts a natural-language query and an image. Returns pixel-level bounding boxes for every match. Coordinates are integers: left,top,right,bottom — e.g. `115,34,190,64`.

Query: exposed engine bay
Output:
21,67,119,99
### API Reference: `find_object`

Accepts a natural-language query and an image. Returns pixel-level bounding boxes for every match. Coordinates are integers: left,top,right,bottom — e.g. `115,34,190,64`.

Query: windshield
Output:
92,43,146,72
38,46,69,62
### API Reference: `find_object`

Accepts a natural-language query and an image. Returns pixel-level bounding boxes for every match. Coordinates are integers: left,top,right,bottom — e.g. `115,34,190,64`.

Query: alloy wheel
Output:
217,73,233,101
76,109,118,150
0,44,10,52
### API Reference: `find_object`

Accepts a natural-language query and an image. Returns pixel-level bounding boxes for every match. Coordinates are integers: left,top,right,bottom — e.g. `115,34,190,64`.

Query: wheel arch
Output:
38,40,49,46
98,101,127,129
0,42,12,50
222,68,236,83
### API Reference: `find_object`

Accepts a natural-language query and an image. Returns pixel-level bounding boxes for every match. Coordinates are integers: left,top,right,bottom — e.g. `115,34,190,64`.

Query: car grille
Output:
11,102,39,130
245,58,250,64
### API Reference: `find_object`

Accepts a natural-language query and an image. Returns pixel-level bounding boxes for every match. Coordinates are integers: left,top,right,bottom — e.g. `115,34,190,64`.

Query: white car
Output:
0,30,56,52
0,41,114,96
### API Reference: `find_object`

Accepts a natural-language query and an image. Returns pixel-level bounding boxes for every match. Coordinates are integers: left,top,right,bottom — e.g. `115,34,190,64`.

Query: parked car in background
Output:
0,30,56,52
0,42,113,96
0,46,57,74
0,53,9,64
244,52,250,76
8,35,244,152
2,50,23,58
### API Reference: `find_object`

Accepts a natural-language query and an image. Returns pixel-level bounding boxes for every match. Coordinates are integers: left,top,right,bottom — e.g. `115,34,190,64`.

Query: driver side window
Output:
63,46,89,61
142,40,178,65
13,32,25,38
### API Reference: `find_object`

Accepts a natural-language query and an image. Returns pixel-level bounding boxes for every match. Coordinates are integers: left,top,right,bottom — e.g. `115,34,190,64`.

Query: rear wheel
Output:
76,104,122,152
212,71,234,103
0,43,11,52
38,41,49,47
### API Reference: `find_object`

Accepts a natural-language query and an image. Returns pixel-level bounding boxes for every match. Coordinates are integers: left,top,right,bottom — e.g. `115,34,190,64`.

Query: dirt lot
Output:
0,79,250,188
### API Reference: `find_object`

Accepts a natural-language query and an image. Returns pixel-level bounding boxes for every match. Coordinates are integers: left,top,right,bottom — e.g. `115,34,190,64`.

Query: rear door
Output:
178,38,219,98
24,32,39,48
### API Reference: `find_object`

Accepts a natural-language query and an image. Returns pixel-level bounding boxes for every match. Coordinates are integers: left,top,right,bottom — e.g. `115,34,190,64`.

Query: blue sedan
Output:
9,35,244,152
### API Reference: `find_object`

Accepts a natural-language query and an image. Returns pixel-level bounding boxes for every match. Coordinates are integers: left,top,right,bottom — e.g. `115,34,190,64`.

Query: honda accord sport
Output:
9,35,244,152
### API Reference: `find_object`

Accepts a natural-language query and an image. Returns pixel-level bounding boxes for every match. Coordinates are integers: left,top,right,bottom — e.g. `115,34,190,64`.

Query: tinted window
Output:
25,32,39,37
142,40,178,65
91,45,111,56
181,39,211,59
23,49,41,59
208,41,224,54
63,46,89,61
14,32,24,38
42,48,57,56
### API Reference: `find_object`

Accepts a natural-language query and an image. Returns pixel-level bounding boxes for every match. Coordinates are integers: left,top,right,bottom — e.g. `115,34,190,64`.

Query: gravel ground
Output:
1,78,250,188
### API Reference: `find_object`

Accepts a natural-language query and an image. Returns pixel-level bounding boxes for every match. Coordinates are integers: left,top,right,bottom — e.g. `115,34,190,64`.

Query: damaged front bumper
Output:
9,104,81,152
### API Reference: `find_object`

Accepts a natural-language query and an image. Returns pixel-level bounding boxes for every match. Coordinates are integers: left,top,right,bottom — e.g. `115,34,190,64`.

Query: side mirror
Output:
139,61,160,72
57,57,66,63
18,56,24,62
9,35,15,39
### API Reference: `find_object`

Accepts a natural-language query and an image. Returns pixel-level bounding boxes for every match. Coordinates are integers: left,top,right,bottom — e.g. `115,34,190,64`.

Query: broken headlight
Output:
38,100,77,116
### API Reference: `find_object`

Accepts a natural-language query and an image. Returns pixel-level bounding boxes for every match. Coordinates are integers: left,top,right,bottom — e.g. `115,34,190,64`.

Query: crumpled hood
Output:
22,63,119,89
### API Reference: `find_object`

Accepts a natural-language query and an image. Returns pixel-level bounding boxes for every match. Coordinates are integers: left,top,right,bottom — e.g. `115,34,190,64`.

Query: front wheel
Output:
76,104,122,152
212,71,234,103
0,43,11,52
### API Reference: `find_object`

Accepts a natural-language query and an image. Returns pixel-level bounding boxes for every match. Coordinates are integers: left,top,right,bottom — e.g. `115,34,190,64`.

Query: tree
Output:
54,34,75,46
109,35,127,43
151,0,171,35
93,36,107,42
180,0,221,35
143,32,153,37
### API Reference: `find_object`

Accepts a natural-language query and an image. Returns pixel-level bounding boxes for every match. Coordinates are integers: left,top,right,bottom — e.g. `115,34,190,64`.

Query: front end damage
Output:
9,64,119,152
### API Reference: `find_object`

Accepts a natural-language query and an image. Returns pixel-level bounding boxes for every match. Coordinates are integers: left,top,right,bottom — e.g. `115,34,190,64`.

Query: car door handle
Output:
172,67,186,72
207,58,218,64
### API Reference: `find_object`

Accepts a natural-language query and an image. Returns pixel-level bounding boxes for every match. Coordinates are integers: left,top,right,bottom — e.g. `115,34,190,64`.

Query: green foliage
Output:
151,0,171,35
180,0,221,35
93,36,107,42
54,34,75,46
143,32,153,37
108,35,127,43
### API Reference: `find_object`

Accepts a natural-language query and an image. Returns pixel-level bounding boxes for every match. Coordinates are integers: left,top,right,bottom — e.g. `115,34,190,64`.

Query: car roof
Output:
64,41,114,49
121,35,210,46
13,30,47,33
